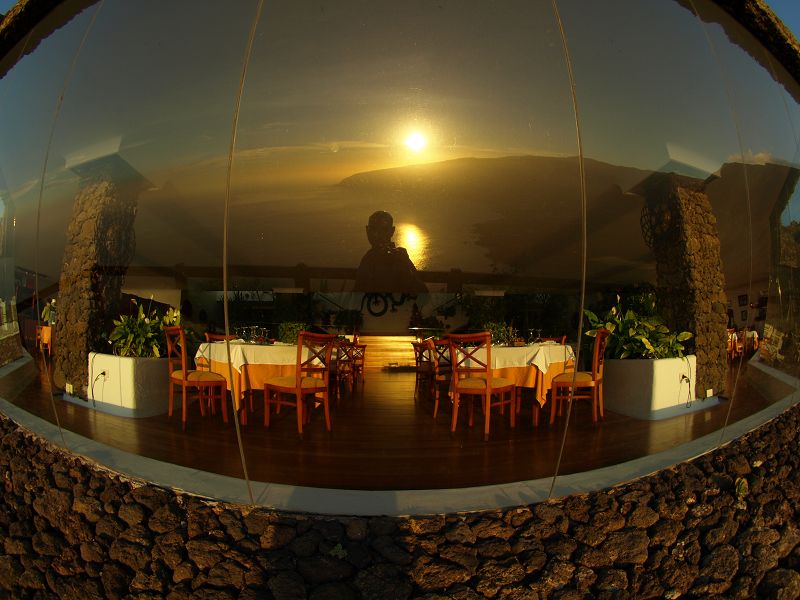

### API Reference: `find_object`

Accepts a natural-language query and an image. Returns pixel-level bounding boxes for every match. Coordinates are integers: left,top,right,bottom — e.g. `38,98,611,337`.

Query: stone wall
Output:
0,403,798,598
0,335,22,369
53,178,137,396
638,173,730,398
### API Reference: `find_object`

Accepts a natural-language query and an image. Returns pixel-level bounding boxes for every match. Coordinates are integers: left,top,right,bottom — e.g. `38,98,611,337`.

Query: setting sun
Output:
404,131,427,153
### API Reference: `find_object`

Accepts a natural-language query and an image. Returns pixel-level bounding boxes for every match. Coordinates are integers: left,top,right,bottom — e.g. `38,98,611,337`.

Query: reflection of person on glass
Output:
354,210,427,293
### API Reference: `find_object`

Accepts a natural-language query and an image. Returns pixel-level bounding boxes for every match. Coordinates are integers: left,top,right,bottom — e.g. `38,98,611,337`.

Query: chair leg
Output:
509,391,516,429
295,392,304,437
598,383,604,420
323,392,331,431
264,389,271,427
168,383,174,418
550,388,559,426
591,388,598,423
533,402,540,427
220,385,229,423
181,386,188,430
450,393,460,433
484,394,491,441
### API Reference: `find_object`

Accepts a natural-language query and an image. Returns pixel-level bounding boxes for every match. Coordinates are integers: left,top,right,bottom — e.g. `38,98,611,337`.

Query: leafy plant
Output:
277,321,307,344
484,321,514,345
108,299,181,358
585,295,692,359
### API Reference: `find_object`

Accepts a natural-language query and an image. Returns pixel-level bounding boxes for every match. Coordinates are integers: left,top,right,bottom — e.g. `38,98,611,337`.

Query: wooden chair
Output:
427,338,452,418
351,343,367,385
331,339,355,402
264,331,336,437
516,335,566,424
36,325,52,356
550,328,610,424
204,332,237,342
727,328,742,362
165,325,228,430
411,340,433,399
448,332,516,441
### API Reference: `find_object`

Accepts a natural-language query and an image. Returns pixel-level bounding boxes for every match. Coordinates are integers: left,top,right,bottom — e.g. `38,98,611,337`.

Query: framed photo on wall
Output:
738,294,748,307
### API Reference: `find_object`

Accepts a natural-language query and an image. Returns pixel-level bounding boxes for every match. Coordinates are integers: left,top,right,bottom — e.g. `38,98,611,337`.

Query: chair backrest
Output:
334,339,355,371
426,338,450,377
412,341,432,368
164,326,188,379
448,332,492,383
431,338,451,369
205,332,236,342
352,343,367,366
592,328,610,380
296,331,337,387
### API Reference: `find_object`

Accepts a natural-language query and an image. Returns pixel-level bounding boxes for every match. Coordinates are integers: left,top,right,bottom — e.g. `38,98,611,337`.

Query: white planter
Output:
603,355,715,420
86,352,169,418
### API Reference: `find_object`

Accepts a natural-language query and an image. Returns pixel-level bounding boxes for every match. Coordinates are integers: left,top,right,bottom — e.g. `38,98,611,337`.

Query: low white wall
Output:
603,355,716,420
87,352,169,418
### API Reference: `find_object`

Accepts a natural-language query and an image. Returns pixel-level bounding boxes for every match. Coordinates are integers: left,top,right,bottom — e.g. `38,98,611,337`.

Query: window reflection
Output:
0,0,796,496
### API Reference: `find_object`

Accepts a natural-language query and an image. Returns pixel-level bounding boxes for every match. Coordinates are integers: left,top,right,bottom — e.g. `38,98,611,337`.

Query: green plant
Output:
585,295,692,359
484,321,514,345
277,321,307,344
108,299,181,358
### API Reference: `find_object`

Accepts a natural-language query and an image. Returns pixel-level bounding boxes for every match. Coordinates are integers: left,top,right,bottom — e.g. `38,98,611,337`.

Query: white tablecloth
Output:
195,340,298,373
469,342,575,373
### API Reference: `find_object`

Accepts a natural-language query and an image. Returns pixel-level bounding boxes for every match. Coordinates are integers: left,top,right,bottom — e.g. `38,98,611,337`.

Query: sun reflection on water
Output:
395,222,429,271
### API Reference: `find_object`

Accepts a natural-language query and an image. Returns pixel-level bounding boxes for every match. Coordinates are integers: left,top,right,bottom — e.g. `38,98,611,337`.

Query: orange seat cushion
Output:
266,376,327,390
457,376,514,390
552,371,595,385
172,369,226,383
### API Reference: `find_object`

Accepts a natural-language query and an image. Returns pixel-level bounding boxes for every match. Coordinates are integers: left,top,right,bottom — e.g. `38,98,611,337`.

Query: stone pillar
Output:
53,176,138,396
638,173,729,398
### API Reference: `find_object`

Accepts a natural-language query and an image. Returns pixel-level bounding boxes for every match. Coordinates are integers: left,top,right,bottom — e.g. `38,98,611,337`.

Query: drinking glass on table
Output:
528,328,543,344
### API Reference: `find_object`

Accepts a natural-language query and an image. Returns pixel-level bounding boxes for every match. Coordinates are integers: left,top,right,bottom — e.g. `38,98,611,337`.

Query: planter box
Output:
603,355,716,420
86,352,169,418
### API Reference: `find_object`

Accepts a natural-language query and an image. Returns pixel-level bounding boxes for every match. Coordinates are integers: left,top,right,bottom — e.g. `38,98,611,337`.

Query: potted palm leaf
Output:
585,295,701,420
87,298,181,417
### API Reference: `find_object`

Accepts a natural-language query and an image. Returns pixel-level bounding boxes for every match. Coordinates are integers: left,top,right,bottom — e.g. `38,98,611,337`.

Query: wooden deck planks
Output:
0,354,791,490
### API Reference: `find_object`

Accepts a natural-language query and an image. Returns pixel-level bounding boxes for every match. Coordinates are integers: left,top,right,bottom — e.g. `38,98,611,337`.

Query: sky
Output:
769,1,800,39
0,0,798,285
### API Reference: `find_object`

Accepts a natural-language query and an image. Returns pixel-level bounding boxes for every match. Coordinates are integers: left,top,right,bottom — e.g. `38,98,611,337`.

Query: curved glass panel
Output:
0,0,797,503
558,0,754,463
0,2,101,419
689,0,800,409
228,0,582,488
2,0,258,471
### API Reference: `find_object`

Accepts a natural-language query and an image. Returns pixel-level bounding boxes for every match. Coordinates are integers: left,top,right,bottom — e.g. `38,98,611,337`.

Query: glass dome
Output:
0,0,797,511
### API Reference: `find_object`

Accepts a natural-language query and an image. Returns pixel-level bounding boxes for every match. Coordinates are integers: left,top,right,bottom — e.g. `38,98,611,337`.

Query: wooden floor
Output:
0,352,793,490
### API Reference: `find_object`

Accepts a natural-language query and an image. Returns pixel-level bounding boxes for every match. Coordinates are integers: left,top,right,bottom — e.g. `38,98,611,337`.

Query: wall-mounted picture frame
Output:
738,294,748,307
741,309,748,321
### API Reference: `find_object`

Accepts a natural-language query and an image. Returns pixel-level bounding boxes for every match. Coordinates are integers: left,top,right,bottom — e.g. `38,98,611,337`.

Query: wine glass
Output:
528,328,543,344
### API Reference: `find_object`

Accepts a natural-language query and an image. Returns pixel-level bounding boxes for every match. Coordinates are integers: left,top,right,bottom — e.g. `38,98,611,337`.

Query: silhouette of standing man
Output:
354,211,427,293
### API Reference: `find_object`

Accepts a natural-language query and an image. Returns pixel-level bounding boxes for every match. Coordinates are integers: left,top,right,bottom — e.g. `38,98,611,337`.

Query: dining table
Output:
471,342,576,407
195,340,302,409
